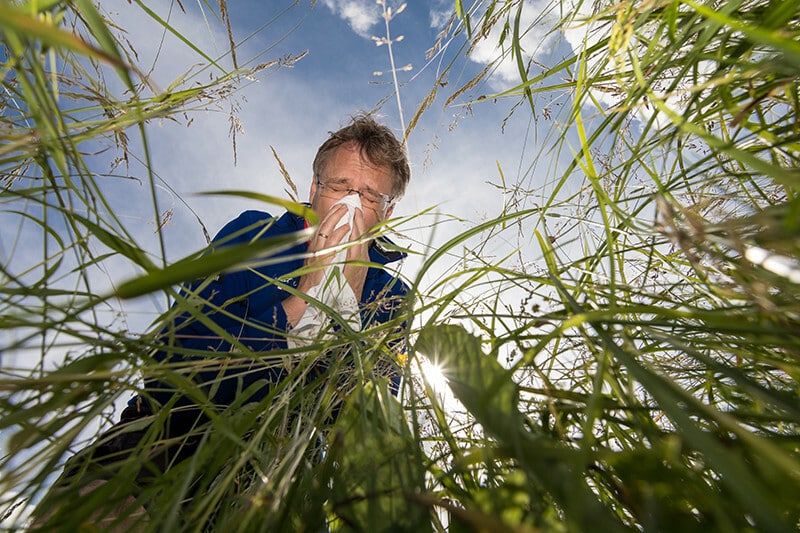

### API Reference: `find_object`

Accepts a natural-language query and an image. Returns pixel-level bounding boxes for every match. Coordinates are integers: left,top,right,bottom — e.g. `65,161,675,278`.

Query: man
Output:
144,113,410,410
33,114,411,530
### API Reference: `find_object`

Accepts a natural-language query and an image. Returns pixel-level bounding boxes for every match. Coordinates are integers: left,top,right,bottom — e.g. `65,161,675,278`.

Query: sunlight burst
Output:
418,358,449,396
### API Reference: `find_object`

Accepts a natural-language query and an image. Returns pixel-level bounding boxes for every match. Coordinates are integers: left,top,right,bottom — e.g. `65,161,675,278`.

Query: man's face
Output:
309,143,396,231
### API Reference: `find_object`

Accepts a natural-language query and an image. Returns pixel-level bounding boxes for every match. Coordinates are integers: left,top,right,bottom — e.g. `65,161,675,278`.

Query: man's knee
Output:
31,478,148,532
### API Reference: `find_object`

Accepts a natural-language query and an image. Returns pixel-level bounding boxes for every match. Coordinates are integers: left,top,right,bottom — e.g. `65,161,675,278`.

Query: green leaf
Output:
115,228,312,299
0,3,127,69
196,191,319,225
416,324,523,442
331,381,430,532
72,213,155,270
416,324,627,532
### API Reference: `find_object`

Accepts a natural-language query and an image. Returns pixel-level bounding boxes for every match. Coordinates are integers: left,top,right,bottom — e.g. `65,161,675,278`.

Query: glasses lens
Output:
319,179,391,209
325,182,348,194
361,190,383,206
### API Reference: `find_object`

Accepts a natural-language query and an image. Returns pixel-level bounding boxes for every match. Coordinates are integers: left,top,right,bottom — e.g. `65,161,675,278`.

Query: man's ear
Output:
384,204,395,219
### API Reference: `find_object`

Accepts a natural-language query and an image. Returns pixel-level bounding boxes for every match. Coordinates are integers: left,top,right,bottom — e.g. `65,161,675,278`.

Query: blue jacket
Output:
135,208,408,411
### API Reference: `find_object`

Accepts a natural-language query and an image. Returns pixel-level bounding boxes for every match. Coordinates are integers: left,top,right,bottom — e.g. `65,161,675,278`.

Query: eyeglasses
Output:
315,177,395,211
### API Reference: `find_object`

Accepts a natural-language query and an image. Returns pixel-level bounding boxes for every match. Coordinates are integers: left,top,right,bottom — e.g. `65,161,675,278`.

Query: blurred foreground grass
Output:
2,0,799,531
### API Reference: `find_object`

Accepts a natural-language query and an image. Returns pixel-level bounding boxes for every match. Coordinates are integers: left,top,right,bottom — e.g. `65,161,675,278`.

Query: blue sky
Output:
83,0,581,334
0,1,600,370
0,0,601,385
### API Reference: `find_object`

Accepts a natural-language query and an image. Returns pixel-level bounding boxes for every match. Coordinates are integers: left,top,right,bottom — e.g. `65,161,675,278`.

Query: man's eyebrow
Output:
326,176,382,194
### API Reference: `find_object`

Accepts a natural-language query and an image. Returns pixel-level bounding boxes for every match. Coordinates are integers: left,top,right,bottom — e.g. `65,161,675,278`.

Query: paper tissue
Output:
287,194,363,348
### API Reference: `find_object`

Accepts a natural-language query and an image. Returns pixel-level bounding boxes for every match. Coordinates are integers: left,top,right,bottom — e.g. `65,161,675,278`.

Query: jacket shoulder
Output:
213,210,276,246
213,209,305,247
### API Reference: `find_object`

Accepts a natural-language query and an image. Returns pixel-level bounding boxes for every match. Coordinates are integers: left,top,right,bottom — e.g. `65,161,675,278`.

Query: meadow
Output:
1,0,798,531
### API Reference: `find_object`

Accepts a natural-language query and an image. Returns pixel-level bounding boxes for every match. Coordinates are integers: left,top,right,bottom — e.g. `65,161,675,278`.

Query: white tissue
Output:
287,194,363,348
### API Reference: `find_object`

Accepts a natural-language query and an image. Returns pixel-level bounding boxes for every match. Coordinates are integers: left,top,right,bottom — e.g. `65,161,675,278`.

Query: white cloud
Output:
562,0,620,109
562,0,715,129
428,0,452,30
429,9,451,30
466,0,559,90
321,0,381,38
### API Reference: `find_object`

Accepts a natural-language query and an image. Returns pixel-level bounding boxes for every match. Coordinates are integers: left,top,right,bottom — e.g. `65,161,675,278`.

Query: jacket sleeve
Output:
165,210,292,351
147,211,295,407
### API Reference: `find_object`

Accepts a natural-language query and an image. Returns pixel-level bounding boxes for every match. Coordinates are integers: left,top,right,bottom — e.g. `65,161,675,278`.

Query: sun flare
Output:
418,358,449,395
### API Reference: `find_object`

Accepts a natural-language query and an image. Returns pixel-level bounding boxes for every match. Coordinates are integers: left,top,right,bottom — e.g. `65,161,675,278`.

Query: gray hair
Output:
313,114,410,199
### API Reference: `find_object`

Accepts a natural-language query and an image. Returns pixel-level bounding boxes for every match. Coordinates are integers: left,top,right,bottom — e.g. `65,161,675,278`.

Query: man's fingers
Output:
328,222,351,246
348,209,369,259
319,203,347,231
312,204,348,252
352,207,365,235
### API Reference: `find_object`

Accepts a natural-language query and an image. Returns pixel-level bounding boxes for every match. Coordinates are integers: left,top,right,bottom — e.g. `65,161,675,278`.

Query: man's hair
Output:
313,114,410,199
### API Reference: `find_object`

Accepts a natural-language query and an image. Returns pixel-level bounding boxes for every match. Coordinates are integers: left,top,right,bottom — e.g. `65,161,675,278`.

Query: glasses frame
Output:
315,176,396,212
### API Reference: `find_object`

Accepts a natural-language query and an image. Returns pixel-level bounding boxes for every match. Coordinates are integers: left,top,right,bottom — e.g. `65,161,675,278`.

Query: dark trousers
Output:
57,401,209,493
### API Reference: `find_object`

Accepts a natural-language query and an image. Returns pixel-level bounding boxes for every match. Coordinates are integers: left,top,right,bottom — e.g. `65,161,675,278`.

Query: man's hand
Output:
282,203,370,327
297,203,351,294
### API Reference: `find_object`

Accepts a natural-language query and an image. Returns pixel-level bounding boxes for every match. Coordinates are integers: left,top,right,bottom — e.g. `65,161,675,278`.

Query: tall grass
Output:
412,0,800,530
1,0,799,532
